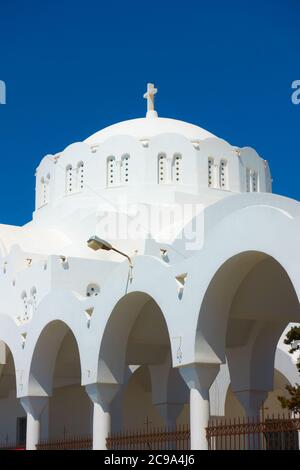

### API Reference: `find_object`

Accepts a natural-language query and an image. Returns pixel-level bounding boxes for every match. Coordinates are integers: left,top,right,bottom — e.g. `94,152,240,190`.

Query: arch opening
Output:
196,251,300,417
98,292,189,432
28,321,92,442
0,342,25,447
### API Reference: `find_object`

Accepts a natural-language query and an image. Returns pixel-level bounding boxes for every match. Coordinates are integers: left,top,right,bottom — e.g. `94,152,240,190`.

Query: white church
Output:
0,83,299,450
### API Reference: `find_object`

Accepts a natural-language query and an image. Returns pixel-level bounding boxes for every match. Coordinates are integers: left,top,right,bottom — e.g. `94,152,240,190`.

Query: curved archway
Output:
0,342,25,447
97,291,172,384
28,320,92,442
196,251,300,361
97,291,185,432
196,251,300,416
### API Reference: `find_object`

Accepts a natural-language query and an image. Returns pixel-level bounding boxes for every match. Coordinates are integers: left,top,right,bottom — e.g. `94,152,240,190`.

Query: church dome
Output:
84,116,217,145
34,83,272,216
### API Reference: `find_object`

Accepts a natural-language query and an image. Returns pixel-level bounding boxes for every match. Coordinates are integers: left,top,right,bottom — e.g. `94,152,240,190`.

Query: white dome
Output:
84,116,217,145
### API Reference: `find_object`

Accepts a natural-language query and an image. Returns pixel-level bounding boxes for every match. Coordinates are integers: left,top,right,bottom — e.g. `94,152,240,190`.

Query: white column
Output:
180,364,220,450
92,401,111,450
86,383,120,450
234,390,268,449
20,396,49,450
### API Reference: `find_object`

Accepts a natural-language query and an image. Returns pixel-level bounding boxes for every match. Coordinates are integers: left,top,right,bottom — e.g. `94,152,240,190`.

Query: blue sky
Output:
0,0,299,225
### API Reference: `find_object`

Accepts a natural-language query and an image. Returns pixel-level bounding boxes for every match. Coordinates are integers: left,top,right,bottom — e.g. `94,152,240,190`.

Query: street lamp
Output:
87,235,133,269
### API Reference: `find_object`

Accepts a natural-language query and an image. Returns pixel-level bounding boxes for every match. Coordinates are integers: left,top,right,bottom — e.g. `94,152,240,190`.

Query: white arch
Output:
20,291,89,397
0,315,23,394
168,199,300,367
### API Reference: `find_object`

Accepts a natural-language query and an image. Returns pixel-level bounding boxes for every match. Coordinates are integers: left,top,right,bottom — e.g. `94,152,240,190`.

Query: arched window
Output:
107,156,117,187
246,168,251,192
40,177,46,205
251,171,258,192
158,153,168,184
40,174,50,206
21,291,28,322
121,154,130,184
66,165,74,194
208,158,214,187
172,154,182,184
219,160,228,189
28,287,37,319
30,286,37,302
77,162,84,190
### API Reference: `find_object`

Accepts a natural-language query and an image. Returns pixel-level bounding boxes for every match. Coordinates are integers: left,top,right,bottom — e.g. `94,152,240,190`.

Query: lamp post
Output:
87,235,133,279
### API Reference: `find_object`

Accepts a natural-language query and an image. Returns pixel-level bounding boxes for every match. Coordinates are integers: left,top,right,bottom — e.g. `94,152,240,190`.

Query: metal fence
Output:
0,441,25,450
206,415,300,450
36,435,92,450
107,425,190,450
6,415,299,450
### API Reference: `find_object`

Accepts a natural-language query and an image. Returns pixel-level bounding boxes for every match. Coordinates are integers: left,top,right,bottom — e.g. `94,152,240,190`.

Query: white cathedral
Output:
0,83,299,450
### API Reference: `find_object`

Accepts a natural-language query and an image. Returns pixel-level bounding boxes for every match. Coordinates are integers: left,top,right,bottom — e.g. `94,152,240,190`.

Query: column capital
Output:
85,383,120,410
179,363,220,395
20,396,49,418
234,389,269,418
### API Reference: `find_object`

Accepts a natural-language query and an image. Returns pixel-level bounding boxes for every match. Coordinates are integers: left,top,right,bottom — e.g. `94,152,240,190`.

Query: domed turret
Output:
34,83,272,216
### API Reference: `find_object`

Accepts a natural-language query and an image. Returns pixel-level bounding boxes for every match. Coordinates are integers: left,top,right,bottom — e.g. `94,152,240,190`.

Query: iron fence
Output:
36,435,92,450
206,414,300,450
0,441,25,450
5,415,299,450
107,424,190,450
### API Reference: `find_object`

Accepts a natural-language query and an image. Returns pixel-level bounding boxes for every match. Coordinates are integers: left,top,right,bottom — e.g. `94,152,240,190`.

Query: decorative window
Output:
77,162,84,190
172,154,182,184
40,173,50,206
246,169,259,192
208,158,214,187
30,286,37,304
66,165,74,194
251,171,258,192
246,168,251,192
107,156,117,187
219,160,228,189
28,287,37,319
158,153,168,184
121,154,130,184
21,291,28,322
40,177,46,205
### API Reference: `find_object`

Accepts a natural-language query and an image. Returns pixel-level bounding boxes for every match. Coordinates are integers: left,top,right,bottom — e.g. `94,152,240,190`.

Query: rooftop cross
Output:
143,83,158,117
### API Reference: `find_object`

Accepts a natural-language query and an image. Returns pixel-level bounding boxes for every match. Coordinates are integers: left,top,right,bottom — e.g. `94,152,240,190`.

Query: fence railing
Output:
107,425,190,450
36,435,92,450
0,441,25,450
206,414,300,450
11,415,300,450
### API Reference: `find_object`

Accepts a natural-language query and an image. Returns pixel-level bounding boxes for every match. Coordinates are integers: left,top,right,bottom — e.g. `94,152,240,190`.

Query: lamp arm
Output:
111,247,133,268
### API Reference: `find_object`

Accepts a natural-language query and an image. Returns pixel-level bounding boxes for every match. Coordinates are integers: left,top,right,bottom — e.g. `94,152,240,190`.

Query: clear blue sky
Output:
0,0,299,225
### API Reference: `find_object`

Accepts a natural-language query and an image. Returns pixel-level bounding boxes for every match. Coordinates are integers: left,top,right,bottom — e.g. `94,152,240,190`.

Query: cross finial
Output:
143,83,158,118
